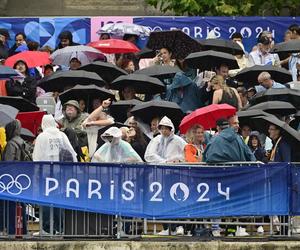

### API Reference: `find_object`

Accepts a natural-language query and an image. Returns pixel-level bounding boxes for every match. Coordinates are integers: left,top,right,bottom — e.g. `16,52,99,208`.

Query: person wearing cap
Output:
92,126,142,163
248,34,280,67
255,71,286,93
144,116,187,163
56,30,80,50
60,100,89,147
203,118,255,163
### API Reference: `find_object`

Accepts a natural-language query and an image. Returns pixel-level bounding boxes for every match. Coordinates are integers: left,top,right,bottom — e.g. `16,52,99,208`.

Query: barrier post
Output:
50,206,54,236
15,203,23,238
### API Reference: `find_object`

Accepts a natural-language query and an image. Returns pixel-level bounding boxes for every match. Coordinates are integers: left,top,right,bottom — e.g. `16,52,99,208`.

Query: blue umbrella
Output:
0,65,22,80
0,103,19,126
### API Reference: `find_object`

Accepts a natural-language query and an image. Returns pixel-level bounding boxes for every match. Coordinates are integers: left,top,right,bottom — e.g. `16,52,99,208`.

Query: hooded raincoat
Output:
92,127,143,163
33,115,77,162
144,116,187,163
166,72,204,113
203,127,256,163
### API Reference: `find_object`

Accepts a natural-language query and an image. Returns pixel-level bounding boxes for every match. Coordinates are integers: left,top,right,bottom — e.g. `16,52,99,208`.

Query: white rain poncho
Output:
92,127,143,163
33,114,77,162
144,116,187,163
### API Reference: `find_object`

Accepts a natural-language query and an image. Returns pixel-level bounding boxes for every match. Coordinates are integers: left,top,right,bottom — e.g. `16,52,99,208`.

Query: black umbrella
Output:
79,61,128,83
249,88,300,109
184,50,239,70
234,65,292,84
270,40,300,54
251,115,300,145
134,65,182,80
0,96,39,112
59,84,115,105
199,39,244,55
136,47,156,59
237,109,274,128
0,103,19,126
130,100,184,128
111,74,165,95
38,70,105,92
109,99,142,123
247,101,297,116
146,30,201,59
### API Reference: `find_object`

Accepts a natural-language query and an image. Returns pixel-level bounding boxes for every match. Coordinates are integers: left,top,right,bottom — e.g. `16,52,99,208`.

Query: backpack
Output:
59,148,74,162
9,140,32,161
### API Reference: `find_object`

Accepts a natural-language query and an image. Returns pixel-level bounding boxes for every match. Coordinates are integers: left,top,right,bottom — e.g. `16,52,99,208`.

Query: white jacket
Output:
144,116,187,163
33,115,77,162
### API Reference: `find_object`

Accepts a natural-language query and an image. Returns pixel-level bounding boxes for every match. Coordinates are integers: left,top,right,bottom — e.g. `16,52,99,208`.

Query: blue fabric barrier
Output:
0,162,293,218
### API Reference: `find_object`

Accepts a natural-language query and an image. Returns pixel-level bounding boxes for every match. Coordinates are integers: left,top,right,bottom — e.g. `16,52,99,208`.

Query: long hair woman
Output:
184,124,206,162
211,75,242,110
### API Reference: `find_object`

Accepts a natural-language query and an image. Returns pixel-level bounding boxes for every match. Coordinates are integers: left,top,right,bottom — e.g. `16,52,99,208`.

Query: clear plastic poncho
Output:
33,114,77,162
92,127,143,163
144,116,187,163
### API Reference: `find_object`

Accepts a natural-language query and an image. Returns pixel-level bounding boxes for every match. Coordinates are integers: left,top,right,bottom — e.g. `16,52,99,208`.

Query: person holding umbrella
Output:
268,124,292,162
144,116,187,163
154,47,176,66
5,60,37,103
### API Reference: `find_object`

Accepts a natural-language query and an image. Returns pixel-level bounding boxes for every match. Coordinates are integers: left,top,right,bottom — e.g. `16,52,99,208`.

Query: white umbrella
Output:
97,23,151,37
50,45,105,66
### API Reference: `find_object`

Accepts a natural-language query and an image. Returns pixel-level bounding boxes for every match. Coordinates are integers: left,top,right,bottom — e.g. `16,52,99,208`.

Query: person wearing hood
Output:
32,114,76,235
247,131,268,163
92,126,142,163
60,100,89,147
144,116,187,163
33,114,77,162
203,118,256,163
166,72,204,113
1,119,28,235
5,59,37,103
56,30,80,50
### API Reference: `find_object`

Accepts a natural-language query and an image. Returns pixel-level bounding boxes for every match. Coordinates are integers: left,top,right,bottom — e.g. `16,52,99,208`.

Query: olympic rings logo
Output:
0,174,31,195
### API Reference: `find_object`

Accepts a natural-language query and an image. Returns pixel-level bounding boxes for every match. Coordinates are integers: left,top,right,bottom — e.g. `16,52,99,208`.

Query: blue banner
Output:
133,17,300,52
0,162,290,218
0,17,299,53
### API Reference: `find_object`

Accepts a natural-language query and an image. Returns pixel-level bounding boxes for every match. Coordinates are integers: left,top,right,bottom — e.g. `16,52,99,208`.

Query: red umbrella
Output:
5,51,51,68
179,104,236,134
16,111,45,136
88,39,140,54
